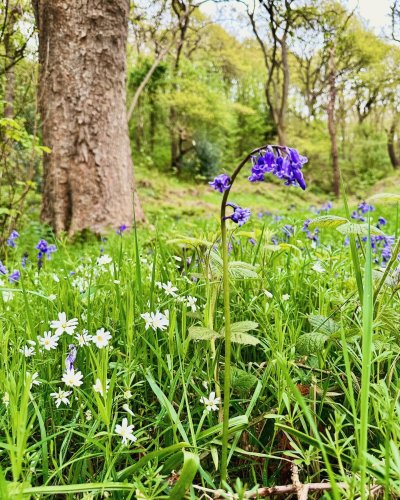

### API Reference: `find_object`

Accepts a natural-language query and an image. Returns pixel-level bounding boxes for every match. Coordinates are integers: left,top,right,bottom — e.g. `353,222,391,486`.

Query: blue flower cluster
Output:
6,230,19,248
209,144,307,227
36,239,57,260
310,201,333,215
303,219,320,246
0,260,20,284
209,174,231,193
271,224,295,245
224,203,251,227
351,201,374,222
248,147,307,190
364,235,394,266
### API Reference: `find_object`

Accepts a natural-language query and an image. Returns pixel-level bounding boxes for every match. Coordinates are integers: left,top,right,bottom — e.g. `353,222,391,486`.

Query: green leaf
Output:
336,223,385,237
118,442,190,480
230,367,258,395
168,451,199,499
308,314,340,335
220,321,258,336
367,193,400,205
228,261,258,279
188,326,220,341
307,215,349,230
145,372,189,442
296,332,328,355
168,236,213,248
197,415,248,442
231,332,260,345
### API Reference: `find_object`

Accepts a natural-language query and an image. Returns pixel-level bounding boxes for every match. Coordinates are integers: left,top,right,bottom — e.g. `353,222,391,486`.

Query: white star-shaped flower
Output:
200,391,221,412
50,387,72,407
62,369,83,387
38,331,59,350
185,296,197,312
140,311,169,331
115,417,137,445
161,281,178,297
92,328,112,348
93,378,109,396
75,330,92,347
50,312,78,336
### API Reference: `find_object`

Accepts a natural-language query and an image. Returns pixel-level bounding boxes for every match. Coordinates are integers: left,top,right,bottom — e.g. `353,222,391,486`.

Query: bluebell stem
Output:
213,143,308,485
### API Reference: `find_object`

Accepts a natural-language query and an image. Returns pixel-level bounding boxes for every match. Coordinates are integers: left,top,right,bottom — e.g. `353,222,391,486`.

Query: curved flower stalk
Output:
210,144,308,484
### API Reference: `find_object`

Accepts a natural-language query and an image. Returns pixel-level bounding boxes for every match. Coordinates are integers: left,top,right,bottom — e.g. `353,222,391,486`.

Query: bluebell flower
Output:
377,217,387,229
0,261,7,275
6,230,19,248
358,201,374,214
248,146,307,190
117,224,128,235
21,253,28,268
209,174,231,193
8,270,20,284
65,344,77,371
36,239,57,260
225,203,251,227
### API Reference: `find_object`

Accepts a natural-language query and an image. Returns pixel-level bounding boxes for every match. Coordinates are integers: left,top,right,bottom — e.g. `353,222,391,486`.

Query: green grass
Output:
1,177,400,498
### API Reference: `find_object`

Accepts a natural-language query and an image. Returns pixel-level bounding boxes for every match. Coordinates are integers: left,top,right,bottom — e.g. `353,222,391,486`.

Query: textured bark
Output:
34,0,145,235
327,47,340,198
3,5,22,119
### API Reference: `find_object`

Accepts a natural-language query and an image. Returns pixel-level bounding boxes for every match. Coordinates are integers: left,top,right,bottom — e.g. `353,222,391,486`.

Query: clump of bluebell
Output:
209,145,308,228
248,147,307,189
351,201,374,222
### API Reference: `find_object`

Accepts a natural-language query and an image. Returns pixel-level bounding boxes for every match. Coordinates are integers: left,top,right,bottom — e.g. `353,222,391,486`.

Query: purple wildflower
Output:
225,203,251,227
209,174,231,193
21,253,28,268
6,230,19,248
65,344,77,371
0,261,7,275
117,224,128,235
377,217,387,229
36,240,57,261
8,270,20,284
248,146,307,190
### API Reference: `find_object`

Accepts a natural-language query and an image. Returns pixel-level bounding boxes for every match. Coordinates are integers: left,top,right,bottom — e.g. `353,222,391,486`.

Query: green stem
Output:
220,216,231,483
219,143,274,485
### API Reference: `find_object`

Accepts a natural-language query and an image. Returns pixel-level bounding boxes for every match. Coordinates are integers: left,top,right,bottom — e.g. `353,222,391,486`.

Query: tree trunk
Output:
3,6,21,119
33,0,145,235
327,47,340,198
387,121,400,169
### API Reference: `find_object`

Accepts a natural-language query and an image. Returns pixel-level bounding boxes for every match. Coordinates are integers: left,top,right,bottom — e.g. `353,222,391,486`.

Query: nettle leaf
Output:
230,332,260,345
189,326,220,341
220,321,259,336
296,332,328,355
368,193,400,205
307,216,348,231
372,269,397,287
167,236,213,248
230,367,258,395
228,261,258,279
277,243,301,254
308,314,340,335
219,321,260,345
336,223,385,237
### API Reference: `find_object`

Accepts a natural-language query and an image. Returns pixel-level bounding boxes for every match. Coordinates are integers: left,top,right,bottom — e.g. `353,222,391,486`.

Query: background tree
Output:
32,0,144,235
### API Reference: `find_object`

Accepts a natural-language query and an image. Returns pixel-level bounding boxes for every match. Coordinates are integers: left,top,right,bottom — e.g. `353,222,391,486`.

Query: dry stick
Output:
192,481,350,499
